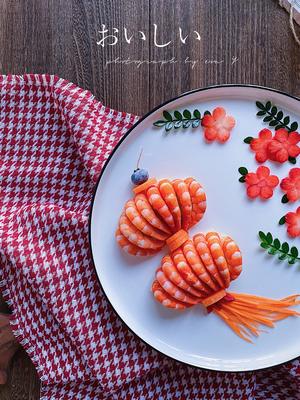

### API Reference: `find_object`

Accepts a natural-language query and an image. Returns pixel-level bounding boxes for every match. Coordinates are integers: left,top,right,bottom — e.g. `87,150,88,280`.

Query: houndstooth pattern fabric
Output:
0,74,299,399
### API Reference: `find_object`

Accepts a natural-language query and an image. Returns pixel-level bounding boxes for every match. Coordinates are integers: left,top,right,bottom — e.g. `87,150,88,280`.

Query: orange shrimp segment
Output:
156,268,199,305
159,179,181,230
115,229,156,256
181,240,216,293
172,179,192,230
193,233,223,289
124,200,168,241
161,255,203,298
185,178,207,227
119,213,164,250
147,186,176,230
171,248,207,294
134,193,171,234
206,232,231,288
222,236,243,280
152,280,188,309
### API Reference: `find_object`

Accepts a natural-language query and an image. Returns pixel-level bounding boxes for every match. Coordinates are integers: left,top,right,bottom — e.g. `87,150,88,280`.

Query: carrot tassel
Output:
210,292,300,341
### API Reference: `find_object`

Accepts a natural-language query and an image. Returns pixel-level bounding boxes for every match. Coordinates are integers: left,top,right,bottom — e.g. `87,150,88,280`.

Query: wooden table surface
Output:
0,0,299,398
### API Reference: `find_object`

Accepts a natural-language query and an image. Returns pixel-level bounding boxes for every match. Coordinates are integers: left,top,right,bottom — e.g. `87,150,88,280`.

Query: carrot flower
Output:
201,107,235,143
245,166,279,200
285,207,300,238
249,128,273,163
268,129,300,163
280,168,300,203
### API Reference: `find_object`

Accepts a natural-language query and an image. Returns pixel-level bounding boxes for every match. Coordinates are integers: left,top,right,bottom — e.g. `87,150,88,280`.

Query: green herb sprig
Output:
258,231,300,265
255,101,298,132
153,109,210,132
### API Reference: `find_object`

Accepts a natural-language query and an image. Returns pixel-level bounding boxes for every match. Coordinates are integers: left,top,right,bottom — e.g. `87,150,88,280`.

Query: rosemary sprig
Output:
255,101,298,132
153,109,210,132
258,231,300,265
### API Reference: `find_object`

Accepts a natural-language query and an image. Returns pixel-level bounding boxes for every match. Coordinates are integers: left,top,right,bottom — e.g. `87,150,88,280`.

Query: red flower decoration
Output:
267,129,300,163
201,107,235,143
285,207,300,238
245,166,279,200
280,168,300,202
250,129,273,163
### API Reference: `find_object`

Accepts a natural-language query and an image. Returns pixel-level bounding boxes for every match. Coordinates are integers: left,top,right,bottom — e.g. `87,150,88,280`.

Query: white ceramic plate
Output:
89,85,300,371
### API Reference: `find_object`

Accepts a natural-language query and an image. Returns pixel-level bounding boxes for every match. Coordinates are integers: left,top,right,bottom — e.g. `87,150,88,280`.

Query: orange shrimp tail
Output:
210,292,300,343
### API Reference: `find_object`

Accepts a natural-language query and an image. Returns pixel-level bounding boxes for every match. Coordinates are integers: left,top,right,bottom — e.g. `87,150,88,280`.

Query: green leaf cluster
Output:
258,231,300,265
256,101,298,132
153,109,204,132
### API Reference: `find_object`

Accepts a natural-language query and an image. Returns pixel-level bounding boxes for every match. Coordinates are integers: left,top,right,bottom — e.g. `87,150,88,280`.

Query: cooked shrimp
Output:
181,239,217,292
171,248,207,294
115,229,156,256
134,193,171,234
156,268,199,305
151,280,188,309
172,179,192,230
147,186,176,230
119,213,164,250
185,178,207,227
206,232,231,288
125,200,168,241
193,233,223,288
221,236,243,280
161,255,203,298
158,179,181,230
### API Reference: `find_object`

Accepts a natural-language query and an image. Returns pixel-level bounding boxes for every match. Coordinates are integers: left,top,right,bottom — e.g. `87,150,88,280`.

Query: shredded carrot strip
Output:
213,308,252,343
211,292,300,342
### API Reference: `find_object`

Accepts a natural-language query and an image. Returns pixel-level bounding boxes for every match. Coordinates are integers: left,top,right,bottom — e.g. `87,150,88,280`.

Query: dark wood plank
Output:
0,1,299,399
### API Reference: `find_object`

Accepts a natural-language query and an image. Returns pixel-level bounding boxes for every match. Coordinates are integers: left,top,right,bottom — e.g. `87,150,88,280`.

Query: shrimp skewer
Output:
206,232,231,288
125,200,168,241
161,255,203,298
156,268,199,305
171,248,208,294
119,213,164,250
181,239,217,292
147,186,176,231
193,233,224,288
158,179,181,231
185,178,207,227
134,193,171,234
172,179,192,230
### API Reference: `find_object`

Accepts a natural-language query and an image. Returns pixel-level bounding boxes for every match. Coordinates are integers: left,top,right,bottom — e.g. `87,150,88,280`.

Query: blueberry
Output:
131,168,149,185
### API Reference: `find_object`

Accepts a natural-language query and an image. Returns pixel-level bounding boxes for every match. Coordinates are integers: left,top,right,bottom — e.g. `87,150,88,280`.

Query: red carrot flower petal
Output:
260,186,273,199
256,165,270,179
247,185,260,198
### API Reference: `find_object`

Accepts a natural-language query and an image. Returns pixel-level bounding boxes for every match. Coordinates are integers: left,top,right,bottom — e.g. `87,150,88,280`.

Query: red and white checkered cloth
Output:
0,74,299,399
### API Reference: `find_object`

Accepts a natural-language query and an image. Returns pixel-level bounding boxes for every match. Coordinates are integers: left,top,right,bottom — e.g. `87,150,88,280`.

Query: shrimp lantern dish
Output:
116,172,300,342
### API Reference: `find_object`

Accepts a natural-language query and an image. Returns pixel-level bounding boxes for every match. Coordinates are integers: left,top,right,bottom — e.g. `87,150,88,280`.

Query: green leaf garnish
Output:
255,101,299,133
258,231,300,265
281,194,289,204
238,167,248,176
243,136,253,144
153,108,203,132
279,216,286,225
